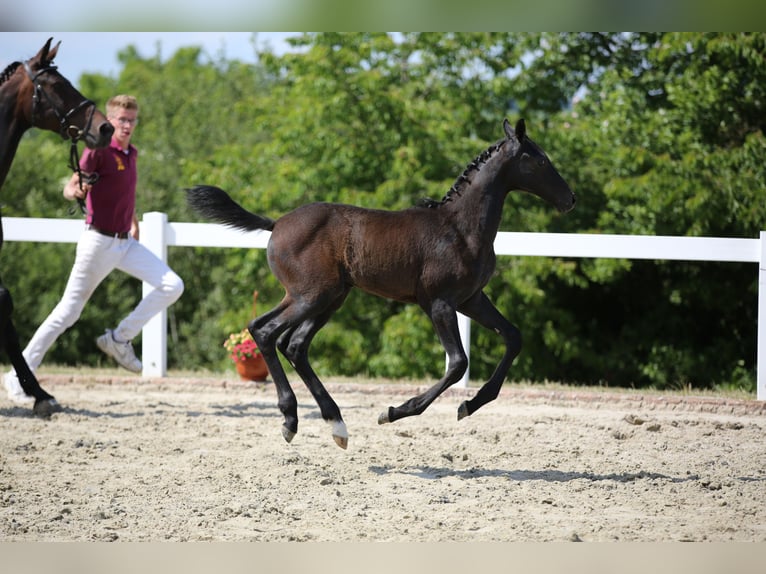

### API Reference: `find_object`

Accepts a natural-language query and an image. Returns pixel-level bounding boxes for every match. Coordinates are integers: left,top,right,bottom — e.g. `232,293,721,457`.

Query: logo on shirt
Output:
114,154,125,171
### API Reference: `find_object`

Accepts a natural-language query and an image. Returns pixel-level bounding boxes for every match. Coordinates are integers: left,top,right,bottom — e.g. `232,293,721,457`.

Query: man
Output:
4,95,184,403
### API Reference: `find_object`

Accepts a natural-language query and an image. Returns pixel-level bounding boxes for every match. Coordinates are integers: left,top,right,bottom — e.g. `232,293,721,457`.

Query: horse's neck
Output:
449,166,508,245
0,91,27,190
0,123,25,190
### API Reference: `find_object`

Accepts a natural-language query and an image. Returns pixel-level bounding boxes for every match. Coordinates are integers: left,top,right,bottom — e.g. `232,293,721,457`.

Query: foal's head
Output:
422,119,575,213
496,118,575,213
501,118,575,213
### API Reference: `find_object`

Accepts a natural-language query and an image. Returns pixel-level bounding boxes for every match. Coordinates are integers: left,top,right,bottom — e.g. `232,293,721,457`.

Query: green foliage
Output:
367,303,445,379
3,33,764,393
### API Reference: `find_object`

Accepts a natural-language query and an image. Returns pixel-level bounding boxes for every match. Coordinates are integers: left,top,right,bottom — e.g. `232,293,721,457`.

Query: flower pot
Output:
234,354,269,382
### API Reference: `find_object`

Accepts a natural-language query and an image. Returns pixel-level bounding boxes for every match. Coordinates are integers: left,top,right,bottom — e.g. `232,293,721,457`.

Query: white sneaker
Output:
4,370,34,405
96,329,142,373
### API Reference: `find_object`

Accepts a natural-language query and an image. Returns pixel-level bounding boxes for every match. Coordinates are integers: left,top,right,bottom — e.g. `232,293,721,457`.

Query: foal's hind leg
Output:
378,298,468,424
455,291,521,420
0,284,61,416
277,294,350,449
250,292,349,446
248,301,301,443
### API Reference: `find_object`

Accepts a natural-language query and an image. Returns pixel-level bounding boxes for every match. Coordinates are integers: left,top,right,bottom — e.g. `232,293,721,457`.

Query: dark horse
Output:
187,118,575,449
0,38,113,415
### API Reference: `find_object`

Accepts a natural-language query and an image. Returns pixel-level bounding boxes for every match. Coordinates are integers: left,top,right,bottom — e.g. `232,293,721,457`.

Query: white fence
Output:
4,213,765,401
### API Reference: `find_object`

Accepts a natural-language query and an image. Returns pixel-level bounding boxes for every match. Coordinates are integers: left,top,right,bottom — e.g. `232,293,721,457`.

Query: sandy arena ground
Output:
1,373,764,542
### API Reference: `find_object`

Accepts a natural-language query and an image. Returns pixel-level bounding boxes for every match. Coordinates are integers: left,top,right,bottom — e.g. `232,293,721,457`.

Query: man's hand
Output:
63,172,92,201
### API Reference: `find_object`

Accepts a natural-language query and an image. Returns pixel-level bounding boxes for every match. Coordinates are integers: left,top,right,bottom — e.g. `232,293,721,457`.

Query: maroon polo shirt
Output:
80,138,138,234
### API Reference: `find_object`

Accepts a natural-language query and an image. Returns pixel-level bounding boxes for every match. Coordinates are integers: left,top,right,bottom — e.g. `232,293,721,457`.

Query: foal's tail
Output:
186,185,275,232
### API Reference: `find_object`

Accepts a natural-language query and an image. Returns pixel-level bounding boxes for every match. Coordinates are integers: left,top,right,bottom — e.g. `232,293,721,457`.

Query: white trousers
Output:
20,228,184,371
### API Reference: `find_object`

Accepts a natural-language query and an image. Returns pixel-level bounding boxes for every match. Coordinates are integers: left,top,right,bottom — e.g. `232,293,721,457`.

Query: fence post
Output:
457,313,471,387
759,231,766,400
445,313,471,388
140,212,168,377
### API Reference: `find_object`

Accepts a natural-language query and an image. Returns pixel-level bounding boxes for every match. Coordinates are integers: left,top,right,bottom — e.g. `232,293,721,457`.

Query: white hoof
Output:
329,420,348,449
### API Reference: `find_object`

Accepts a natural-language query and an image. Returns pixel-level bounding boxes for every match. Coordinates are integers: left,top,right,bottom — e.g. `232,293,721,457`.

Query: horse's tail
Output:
186,185,275,232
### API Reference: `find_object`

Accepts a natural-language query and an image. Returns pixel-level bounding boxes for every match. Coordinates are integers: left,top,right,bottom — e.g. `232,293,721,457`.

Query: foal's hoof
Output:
334,435,348,450
457,401,470,421
377,410,390,425
329,420,349,450
33,398,62,418
281,424,296,444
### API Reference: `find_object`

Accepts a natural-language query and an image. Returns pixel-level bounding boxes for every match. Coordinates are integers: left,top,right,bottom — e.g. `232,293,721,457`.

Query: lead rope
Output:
67,138,98,216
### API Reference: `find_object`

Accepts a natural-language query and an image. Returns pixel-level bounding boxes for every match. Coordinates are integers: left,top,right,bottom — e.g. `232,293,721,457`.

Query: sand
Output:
1,374,764,542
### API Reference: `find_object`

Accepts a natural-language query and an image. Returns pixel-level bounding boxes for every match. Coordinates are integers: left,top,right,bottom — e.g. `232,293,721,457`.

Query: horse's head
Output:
22,37,113,148
503,118,575,213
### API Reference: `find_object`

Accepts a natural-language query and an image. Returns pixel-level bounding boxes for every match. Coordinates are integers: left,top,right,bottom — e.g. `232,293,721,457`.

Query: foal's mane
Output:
417,137,507,209
0,62,21,87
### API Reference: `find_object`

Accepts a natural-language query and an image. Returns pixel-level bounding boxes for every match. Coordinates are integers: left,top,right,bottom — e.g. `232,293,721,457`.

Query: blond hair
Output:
106,94,139,117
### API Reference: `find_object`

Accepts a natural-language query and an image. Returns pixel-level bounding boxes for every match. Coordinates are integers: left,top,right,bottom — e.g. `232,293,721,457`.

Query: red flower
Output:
223,329,261,362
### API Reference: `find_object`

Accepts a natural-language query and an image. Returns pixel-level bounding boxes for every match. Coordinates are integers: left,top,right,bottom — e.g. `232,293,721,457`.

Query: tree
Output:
525,33,766,389
3,33,764,392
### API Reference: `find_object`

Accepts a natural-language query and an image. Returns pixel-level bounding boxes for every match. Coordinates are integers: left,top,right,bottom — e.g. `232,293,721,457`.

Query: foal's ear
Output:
503,118,526,141
515,118,526,141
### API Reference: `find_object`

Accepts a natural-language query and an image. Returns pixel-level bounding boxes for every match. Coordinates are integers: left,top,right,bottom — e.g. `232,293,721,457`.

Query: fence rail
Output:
5,213,765,400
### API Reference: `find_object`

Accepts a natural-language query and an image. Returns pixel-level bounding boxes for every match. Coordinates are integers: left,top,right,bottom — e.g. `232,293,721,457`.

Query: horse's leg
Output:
0,284,60,416
247,300,302,443
455,291,521,420
250,293,345,444
7,321,62,417
277,292,350,449
378,298,468,424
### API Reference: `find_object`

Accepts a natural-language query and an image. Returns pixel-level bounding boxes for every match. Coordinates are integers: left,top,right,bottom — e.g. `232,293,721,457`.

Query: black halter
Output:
24,60,97,214
23,60,96,140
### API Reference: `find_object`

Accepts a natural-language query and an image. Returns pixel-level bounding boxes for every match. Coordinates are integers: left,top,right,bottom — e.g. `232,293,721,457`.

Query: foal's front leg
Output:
378,299,468,424
455,291,521,420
